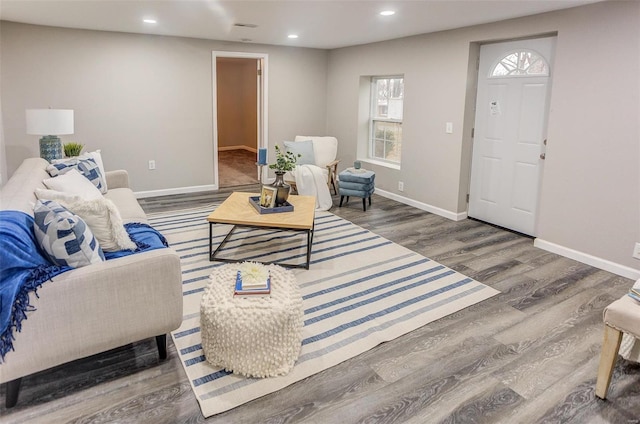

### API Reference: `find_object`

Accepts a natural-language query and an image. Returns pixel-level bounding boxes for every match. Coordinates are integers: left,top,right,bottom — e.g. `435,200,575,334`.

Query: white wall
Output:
2,3,638,276
326,2,640,274
0,101,6,187
0,22,328,192
535,3,639,277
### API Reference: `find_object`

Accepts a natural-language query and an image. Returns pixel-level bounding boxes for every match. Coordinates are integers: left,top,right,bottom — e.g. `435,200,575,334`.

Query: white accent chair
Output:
286,136,340,195
595,292,640,399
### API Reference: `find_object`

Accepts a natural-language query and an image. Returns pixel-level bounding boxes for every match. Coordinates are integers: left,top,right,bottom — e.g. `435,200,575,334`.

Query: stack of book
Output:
234,270,271,298
629,286,640,303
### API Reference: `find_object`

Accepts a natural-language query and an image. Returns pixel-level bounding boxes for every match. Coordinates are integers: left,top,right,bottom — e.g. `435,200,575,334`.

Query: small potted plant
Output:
268,145,300,173
63,142,84,157
266,145,300,206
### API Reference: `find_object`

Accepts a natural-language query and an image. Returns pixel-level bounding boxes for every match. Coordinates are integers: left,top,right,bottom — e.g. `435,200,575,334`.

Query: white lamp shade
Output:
26,109,74,135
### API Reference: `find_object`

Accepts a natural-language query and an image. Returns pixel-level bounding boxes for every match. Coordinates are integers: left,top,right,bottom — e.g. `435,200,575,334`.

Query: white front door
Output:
468,37,555,236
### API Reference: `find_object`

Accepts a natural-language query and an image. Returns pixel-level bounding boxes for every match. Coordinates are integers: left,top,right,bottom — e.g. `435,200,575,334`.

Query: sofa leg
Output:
5,377,22,408
156,334,168,360
595,324,623,399
339,196,344,207
362,198,366,211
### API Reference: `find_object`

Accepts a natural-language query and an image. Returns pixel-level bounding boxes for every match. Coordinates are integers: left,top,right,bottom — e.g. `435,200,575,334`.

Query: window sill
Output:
358,158,400,171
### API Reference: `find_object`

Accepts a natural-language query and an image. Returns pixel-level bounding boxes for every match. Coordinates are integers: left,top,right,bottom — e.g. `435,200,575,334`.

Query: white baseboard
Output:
134,184,639,280
534,238,640,280
135,184,218,199
218,145,257,153
374,188,467,221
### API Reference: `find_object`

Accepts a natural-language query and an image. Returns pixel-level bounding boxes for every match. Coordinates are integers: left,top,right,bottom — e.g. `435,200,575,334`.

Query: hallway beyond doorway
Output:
218,149,258,187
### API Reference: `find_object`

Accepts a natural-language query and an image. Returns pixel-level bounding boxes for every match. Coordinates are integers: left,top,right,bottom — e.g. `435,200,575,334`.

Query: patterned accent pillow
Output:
47,157,107,194
52,150,108,191
34,189,137,252
33,199,105,268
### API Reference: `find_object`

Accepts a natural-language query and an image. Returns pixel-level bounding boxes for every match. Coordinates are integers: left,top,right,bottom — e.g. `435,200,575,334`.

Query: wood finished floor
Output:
218,149,258,188
2,188,639,423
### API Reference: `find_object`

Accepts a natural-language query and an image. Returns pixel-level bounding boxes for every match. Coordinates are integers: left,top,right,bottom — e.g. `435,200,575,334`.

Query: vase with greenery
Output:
268,145,300,173
267,145,300,206
63,142,84,157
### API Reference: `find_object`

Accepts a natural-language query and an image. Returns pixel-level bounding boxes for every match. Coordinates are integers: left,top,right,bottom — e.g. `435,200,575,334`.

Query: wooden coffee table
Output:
207,192,316,269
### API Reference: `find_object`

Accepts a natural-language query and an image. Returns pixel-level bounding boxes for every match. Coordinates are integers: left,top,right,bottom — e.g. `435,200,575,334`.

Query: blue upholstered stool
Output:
338,169,375,211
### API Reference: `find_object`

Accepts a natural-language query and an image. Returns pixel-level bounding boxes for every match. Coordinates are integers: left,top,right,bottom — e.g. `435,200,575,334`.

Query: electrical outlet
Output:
148,160,156,170
633,242,640,260
445,122,453,134
398,181,404,192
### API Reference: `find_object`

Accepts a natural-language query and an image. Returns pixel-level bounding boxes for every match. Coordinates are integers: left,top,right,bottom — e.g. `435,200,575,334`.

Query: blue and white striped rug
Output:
147,204,500,417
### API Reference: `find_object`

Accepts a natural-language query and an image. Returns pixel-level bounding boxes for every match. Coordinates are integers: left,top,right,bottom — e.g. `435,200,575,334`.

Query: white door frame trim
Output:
211,51,269,188
468,37,555,236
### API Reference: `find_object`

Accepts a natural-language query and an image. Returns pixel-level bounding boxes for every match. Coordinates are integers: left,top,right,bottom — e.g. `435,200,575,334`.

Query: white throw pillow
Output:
35,188,83,205
43,168,103,200
35,188,136,252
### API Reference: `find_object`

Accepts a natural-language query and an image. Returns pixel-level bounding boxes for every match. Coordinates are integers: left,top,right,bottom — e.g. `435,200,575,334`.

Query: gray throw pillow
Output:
283,140,316,166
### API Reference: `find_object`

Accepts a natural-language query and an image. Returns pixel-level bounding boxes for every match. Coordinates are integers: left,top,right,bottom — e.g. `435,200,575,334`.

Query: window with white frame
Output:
370,76,404,163
490,50,549,77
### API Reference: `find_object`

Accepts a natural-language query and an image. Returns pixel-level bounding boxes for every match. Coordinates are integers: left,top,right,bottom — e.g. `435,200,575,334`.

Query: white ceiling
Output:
0,0,603,49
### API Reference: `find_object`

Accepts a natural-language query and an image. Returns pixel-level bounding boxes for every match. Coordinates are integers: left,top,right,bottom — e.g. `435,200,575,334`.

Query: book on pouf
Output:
234,270,271,297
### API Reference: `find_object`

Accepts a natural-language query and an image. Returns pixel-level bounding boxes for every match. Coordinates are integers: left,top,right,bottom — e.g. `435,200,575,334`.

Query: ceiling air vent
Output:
234,23,258,28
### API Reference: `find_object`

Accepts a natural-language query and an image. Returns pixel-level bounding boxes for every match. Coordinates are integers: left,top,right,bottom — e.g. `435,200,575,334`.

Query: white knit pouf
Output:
200,263,304,378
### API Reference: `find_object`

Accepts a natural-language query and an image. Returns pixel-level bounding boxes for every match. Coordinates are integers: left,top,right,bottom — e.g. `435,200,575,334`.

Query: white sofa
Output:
0,157,183,407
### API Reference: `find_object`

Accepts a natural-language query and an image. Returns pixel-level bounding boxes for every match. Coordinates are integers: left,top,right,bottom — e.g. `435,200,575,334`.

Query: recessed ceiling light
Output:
143,19,157,24
288,34,299,39
380,10,395,16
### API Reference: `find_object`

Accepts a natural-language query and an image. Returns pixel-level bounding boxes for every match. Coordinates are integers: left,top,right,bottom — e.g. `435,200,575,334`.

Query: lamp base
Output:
39,135,63,163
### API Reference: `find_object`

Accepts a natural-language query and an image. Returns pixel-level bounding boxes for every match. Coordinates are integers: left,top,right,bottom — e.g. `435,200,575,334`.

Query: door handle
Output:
540,153,546,160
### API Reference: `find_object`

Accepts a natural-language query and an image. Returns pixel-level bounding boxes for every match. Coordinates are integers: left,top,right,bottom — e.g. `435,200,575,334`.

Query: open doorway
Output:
212,52,268,188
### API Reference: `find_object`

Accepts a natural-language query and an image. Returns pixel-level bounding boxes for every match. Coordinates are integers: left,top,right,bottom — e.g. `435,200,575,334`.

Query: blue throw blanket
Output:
104,222,169,259
0,211,70,362
0,214,169,362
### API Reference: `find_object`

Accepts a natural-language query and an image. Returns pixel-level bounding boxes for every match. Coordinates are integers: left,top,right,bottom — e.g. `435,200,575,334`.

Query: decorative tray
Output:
249,196,294,214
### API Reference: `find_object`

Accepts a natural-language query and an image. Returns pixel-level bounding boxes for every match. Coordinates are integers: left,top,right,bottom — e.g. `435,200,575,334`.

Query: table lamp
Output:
26,109,74,162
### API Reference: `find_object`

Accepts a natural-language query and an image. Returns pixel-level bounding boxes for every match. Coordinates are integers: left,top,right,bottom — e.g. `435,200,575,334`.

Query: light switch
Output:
445,122,453,134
